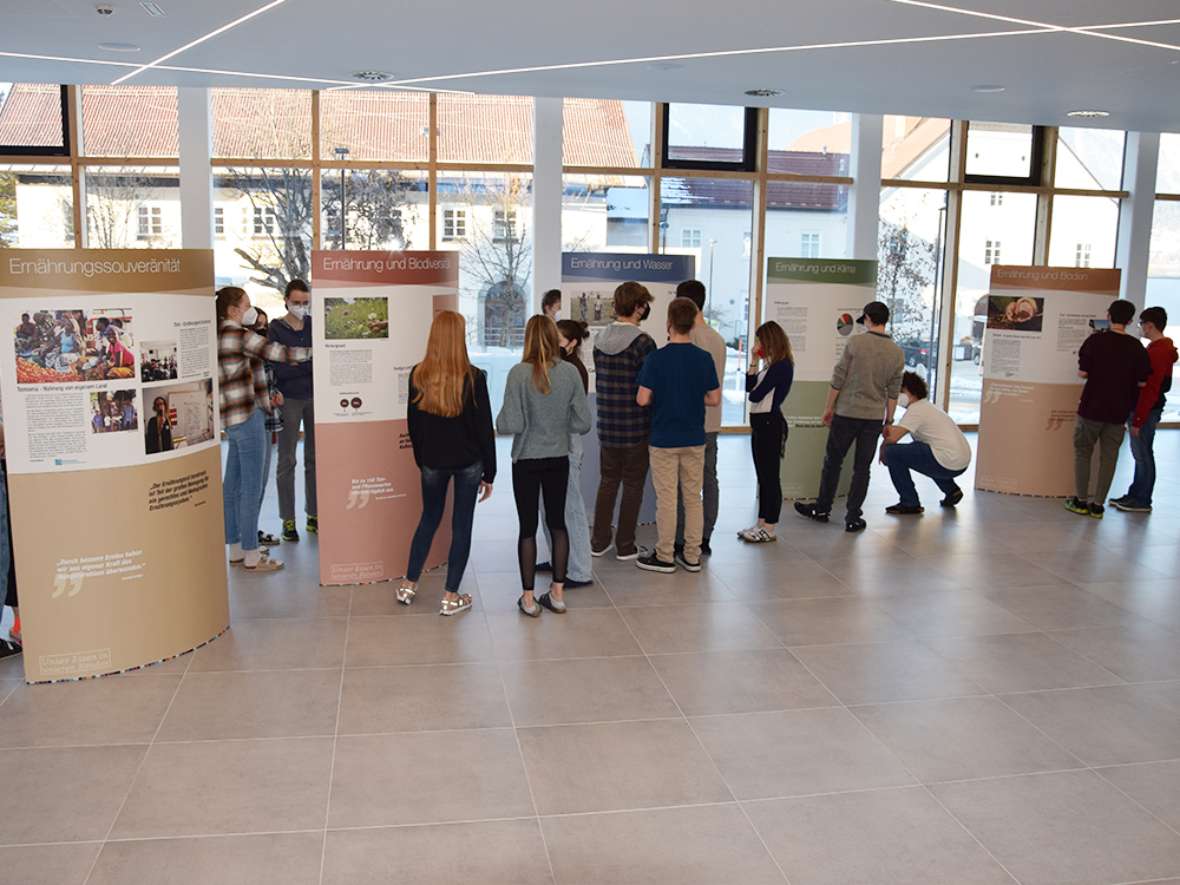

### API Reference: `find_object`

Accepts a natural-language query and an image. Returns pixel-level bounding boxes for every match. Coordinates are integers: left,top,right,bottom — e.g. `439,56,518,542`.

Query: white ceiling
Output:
3,0,1180,131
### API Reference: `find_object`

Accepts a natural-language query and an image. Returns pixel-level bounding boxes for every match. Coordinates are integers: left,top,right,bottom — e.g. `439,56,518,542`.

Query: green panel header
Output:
767,258,878,285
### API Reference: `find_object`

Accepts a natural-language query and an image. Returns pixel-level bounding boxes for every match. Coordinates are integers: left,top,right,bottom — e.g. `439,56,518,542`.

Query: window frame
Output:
0,85,70,156
963,122,1047,187
660,104,759,172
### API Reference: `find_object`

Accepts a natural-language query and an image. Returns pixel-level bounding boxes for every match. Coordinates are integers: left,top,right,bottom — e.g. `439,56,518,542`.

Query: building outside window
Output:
1075,242,1092,267
137,205,162,238
681,228,702,248
800,231,821,257
253,206,277,236
493,208,517,243
443,208,467,241
989,192,1003,207
213,206,224,236
984,239,1001,264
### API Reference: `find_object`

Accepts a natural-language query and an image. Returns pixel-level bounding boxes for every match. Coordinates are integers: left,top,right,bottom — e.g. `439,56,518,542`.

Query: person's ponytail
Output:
216,286,246,321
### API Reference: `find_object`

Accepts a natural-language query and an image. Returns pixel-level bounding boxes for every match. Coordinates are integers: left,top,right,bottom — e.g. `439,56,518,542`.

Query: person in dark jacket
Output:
145,395,173,455
267,279,316,542
740,320,794,543
590,281,656,560
400,311,495,616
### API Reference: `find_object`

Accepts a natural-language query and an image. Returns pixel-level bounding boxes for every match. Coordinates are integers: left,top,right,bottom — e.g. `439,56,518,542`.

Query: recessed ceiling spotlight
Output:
745,88,783,97
971,84,1006,93
352,70,393,82
1067,109,1111,118
95,4,114,14
98,42,141,52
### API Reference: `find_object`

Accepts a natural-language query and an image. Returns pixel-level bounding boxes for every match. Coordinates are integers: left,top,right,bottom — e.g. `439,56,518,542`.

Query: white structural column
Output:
178,87,213,250
846,113,884,261
1116,131,1160,301
532,96,564,311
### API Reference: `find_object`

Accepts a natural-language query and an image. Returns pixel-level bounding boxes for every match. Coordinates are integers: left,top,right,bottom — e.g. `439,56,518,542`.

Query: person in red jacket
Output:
1111,306,1178,513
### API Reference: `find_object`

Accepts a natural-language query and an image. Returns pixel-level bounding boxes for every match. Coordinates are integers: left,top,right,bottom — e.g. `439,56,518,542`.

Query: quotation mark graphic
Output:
52,574,85,599
345,490,373,510
1045,417,1067,432
983,388,1003,405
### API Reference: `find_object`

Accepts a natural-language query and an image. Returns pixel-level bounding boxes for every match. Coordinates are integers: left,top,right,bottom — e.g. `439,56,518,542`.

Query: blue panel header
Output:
561,252,695,283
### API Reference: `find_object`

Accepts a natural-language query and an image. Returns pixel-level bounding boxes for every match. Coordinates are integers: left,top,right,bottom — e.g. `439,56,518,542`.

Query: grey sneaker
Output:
674,552,702,572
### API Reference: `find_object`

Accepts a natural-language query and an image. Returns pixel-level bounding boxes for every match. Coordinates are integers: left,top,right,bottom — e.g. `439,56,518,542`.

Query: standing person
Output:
740,321,794,543
253,309,283,548
400,311,495,616
635,298,721,573
879,371,972,514
536,319,594,588
795,301,904,533
1065,300,1151,519
145,395,173,454
673,279,727,558
497,316,592,617
217,286,311,572
267,279,317,542
1112,306,1177,514
591,282,657,560
542,289,562,321
0,413,19,657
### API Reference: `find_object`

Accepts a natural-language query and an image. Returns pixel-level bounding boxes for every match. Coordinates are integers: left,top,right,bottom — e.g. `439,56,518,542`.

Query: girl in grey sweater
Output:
496,316,592,616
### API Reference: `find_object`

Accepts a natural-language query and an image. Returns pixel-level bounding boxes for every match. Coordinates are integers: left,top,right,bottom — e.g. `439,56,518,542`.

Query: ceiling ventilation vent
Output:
139,2,166,16
352,70,394,82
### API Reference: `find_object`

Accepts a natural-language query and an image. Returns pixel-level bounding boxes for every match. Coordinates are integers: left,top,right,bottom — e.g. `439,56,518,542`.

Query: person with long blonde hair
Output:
496,315,592,616
400,311,495,615
740,320,795,543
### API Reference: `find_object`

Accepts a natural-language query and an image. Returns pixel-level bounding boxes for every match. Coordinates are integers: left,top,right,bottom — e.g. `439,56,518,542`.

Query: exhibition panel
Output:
311,250,459,587
763,258,878,498
0,249,226,682
976,266,1120,496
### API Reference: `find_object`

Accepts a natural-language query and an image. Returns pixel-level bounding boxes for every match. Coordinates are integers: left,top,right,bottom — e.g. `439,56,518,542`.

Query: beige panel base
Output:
976,380,1081,497
12,445,229,682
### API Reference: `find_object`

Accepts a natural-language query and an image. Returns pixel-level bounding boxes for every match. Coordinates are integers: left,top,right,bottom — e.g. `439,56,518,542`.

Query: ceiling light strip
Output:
378,27,1053,87
112,0,291,84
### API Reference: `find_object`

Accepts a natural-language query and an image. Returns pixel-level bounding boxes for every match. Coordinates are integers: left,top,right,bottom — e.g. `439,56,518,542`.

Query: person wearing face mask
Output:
146,395,173,454
879,371,971,514
541,289,562,321
266,279,317,542
217,286,311,572
535,319,594,588
591,281,657,561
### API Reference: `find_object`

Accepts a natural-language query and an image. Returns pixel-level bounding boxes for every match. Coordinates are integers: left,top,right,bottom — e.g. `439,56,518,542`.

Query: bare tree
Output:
85,168,156,248
878,217,938,344
0,172,16,247
220,166,312,294
321,168,418,252
453,174,532,348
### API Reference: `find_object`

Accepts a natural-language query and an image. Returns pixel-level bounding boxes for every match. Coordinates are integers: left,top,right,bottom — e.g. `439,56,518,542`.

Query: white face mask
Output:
240,306,258,327
898,393,911,408
288,304,309,320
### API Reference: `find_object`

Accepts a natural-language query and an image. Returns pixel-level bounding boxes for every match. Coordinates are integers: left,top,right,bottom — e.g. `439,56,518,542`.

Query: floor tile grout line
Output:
598,566,796,885
317,585,353,885
79,638,192,885
990,690,1180,847
484,603,559,885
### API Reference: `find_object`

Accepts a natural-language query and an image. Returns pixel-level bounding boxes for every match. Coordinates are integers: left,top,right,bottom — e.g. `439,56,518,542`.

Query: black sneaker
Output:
1111,498,1152,513
636,553,676,574
1063,497,1090,517
845,518,867,533
535,561,553,573
794,502,830,523
1088,503,1105,520
700,537,712,556
674,551,702,573
281,519,300,542
940,487,964,508
564,577,594,588
885,503,924,516
590,542,613,558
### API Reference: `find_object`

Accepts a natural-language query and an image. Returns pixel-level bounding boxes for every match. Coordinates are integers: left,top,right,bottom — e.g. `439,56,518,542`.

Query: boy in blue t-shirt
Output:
636,297,721,573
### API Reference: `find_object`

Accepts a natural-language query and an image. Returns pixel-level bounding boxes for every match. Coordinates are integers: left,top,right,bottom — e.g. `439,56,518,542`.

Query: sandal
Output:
230,546,270,566
518,595,541,618
258,529,281,546
439,594,473,616
243,557,284,572
396,582,416,606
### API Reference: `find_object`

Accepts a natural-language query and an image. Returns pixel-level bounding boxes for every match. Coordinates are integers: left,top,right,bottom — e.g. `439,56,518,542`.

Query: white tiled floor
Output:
3,431,1180,884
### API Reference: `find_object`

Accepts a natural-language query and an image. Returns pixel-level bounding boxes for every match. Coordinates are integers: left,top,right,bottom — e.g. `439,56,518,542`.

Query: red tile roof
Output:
0,84,636,167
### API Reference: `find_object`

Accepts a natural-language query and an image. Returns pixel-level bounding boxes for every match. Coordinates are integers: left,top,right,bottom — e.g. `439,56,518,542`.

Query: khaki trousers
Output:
650,445,705,563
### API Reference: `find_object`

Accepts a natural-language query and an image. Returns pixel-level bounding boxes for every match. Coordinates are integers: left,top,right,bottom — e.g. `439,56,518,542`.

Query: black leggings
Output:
512,457,570,591
751,413,787,523
1,462,15,608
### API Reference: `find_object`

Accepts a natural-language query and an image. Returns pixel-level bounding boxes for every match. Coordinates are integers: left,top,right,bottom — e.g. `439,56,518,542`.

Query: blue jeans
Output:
406,461,482,592
1126,406,1163,507
259,433,273,512
883,441,965,507
224,407,267,551
542,433,591,582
